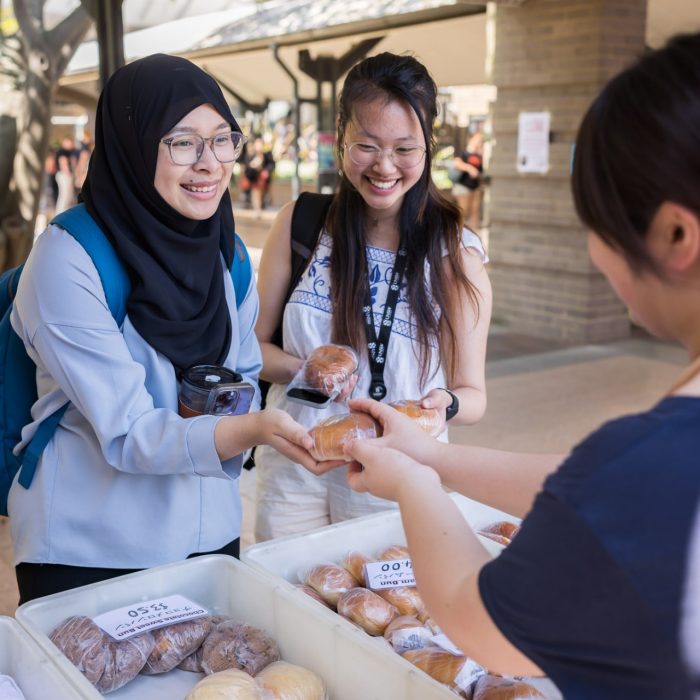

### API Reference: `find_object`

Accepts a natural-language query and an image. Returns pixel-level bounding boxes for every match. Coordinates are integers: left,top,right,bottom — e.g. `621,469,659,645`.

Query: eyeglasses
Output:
161,131,247,166
345,142,426,168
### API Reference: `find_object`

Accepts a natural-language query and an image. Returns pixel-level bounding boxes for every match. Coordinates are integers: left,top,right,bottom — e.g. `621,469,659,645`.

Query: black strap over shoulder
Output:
245,192,332,471
270,192,333,348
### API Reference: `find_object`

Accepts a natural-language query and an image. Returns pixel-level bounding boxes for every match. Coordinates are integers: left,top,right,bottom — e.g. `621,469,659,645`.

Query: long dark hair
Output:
327,52,481,387
572,33,700,273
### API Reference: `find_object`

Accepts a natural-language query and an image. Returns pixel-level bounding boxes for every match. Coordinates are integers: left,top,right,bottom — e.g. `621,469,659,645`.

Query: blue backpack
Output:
0,204,252,516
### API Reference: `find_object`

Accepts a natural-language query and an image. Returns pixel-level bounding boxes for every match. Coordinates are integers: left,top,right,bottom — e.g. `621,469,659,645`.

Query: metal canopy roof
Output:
58,0,488,107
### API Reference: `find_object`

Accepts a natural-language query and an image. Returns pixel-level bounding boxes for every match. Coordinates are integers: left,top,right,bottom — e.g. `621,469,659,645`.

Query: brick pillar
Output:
488,0,647,342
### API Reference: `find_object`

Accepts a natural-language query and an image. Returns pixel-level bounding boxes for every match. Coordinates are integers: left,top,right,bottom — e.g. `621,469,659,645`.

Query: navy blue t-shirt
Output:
479,396,700,699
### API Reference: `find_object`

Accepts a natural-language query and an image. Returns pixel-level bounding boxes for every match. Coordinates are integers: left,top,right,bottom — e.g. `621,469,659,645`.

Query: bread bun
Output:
302,345,358,396
478,521,520,543
309,412,380,461
478,531,512,547
49,615,109,685
303,564,359,607
295,584,331,608
256,661,327,700
97,632,154,693
200,621,281,676
336,588,398,636
179,616,231,673
383,615,425,640
389,400,442,436
185,669,262,700
377,586,425,618
340,551,372,585
472,675,546,700
402,648,468,686
377,544,410,561
141,617,212,675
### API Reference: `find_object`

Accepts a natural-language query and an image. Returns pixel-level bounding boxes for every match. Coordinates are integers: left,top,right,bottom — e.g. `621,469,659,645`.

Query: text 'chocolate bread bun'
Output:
302,344,358,396
309,412,381,461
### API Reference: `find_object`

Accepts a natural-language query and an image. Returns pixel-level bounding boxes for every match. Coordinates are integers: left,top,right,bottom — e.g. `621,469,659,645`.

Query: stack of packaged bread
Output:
295,534,553,699
48,613,327,698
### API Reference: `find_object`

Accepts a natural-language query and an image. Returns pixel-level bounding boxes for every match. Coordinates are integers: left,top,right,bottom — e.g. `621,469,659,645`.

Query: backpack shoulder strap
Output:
270,192,332,348
230,233,253,309
17,206,131,494
51,204,131,326
289,192,333,284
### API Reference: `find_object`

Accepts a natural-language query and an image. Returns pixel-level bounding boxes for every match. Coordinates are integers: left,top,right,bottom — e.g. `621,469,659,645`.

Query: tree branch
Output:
12,0,42,47
49,3,92,73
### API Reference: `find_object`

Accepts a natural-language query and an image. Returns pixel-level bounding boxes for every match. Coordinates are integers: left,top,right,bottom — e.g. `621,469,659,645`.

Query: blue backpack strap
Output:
51,204,131,325
231,233,253,309
17,206,131,492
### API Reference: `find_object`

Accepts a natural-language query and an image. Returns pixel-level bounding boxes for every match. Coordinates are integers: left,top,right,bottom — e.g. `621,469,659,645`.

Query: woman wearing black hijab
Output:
9,54,315,603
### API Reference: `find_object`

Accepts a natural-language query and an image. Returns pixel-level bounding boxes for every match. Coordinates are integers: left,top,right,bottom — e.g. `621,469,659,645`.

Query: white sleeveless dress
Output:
254,228,487,541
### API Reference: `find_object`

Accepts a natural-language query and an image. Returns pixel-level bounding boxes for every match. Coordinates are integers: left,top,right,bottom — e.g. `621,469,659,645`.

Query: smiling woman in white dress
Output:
253,52,492,541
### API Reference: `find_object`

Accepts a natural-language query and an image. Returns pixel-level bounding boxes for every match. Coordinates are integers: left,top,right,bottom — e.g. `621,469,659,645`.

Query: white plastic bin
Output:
241,492,516,584
242,493,560,700
0,615,80,699
15,554,450,699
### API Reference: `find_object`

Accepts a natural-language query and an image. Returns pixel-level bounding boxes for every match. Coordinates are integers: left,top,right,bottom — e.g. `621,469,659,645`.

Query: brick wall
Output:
488,0,647,341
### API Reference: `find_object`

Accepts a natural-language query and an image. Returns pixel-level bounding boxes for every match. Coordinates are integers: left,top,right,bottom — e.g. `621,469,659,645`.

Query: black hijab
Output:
81,53,239,374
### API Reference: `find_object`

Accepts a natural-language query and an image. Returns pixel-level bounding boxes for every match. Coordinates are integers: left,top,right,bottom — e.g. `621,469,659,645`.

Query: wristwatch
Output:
440,388,459,421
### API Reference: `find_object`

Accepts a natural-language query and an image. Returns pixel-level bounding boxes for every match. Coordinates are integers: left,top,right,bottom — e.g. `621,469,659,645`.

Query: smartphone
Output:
205,381,255,416
286,386,335,409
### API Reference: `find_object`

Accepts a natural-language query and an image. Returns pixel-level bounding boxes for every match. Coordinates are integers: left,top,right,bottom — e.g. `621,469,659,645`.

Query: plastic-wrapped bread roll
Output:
472,675,546,700
256,661,328,700
185,669,264,699
141,617,213,675
340,551,372,585
478,521,521,544
337,588,399,636
302,344,358,396
200,621,281,676
309,412,380,461
96,632,155,693
377,544,410,561
179,616,231,673
303,564,359,607
49,616,109,686
389,399,442,436
382,615,433,654
402,648,469,686
295,584,331,608
377,586,426,618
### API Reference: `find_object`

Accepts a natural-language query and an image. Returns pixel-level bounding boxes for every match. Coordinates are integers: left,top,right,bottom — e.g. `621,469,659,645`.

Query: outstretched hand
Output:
259,408,322,472
347,398,440,465
345,439,440,501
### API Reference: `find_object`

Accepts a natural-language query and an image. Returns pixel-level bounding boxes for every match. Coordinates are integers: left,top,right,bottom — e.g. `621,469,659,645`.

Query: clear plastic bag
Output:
336,588,399,636
256,661,329,700
308,412,380,461
49,616,110,686
287,344,359,407
200,621,281,676
97,632,155,693
472,674,546,700
141,617,213,675
389,399,443,436
340,550,372,586
185,669,273,699
301,563,360,607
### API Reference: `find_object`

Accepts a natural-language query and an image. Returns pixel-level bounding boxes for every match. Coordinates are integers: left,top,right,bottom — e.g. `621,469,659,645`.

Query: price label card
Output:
364,558,416,590
93,594,208,641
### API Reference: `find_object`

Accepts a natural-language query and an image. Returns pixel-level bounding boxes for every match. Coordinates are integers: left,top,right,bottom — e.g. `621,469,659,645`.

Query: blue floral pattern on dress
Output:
288,232,434,346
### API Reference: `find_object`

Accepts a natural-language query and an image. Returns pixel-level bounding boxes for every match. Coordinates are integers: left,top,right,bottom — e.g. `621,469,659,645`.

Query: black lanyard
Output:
362,247,408,401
